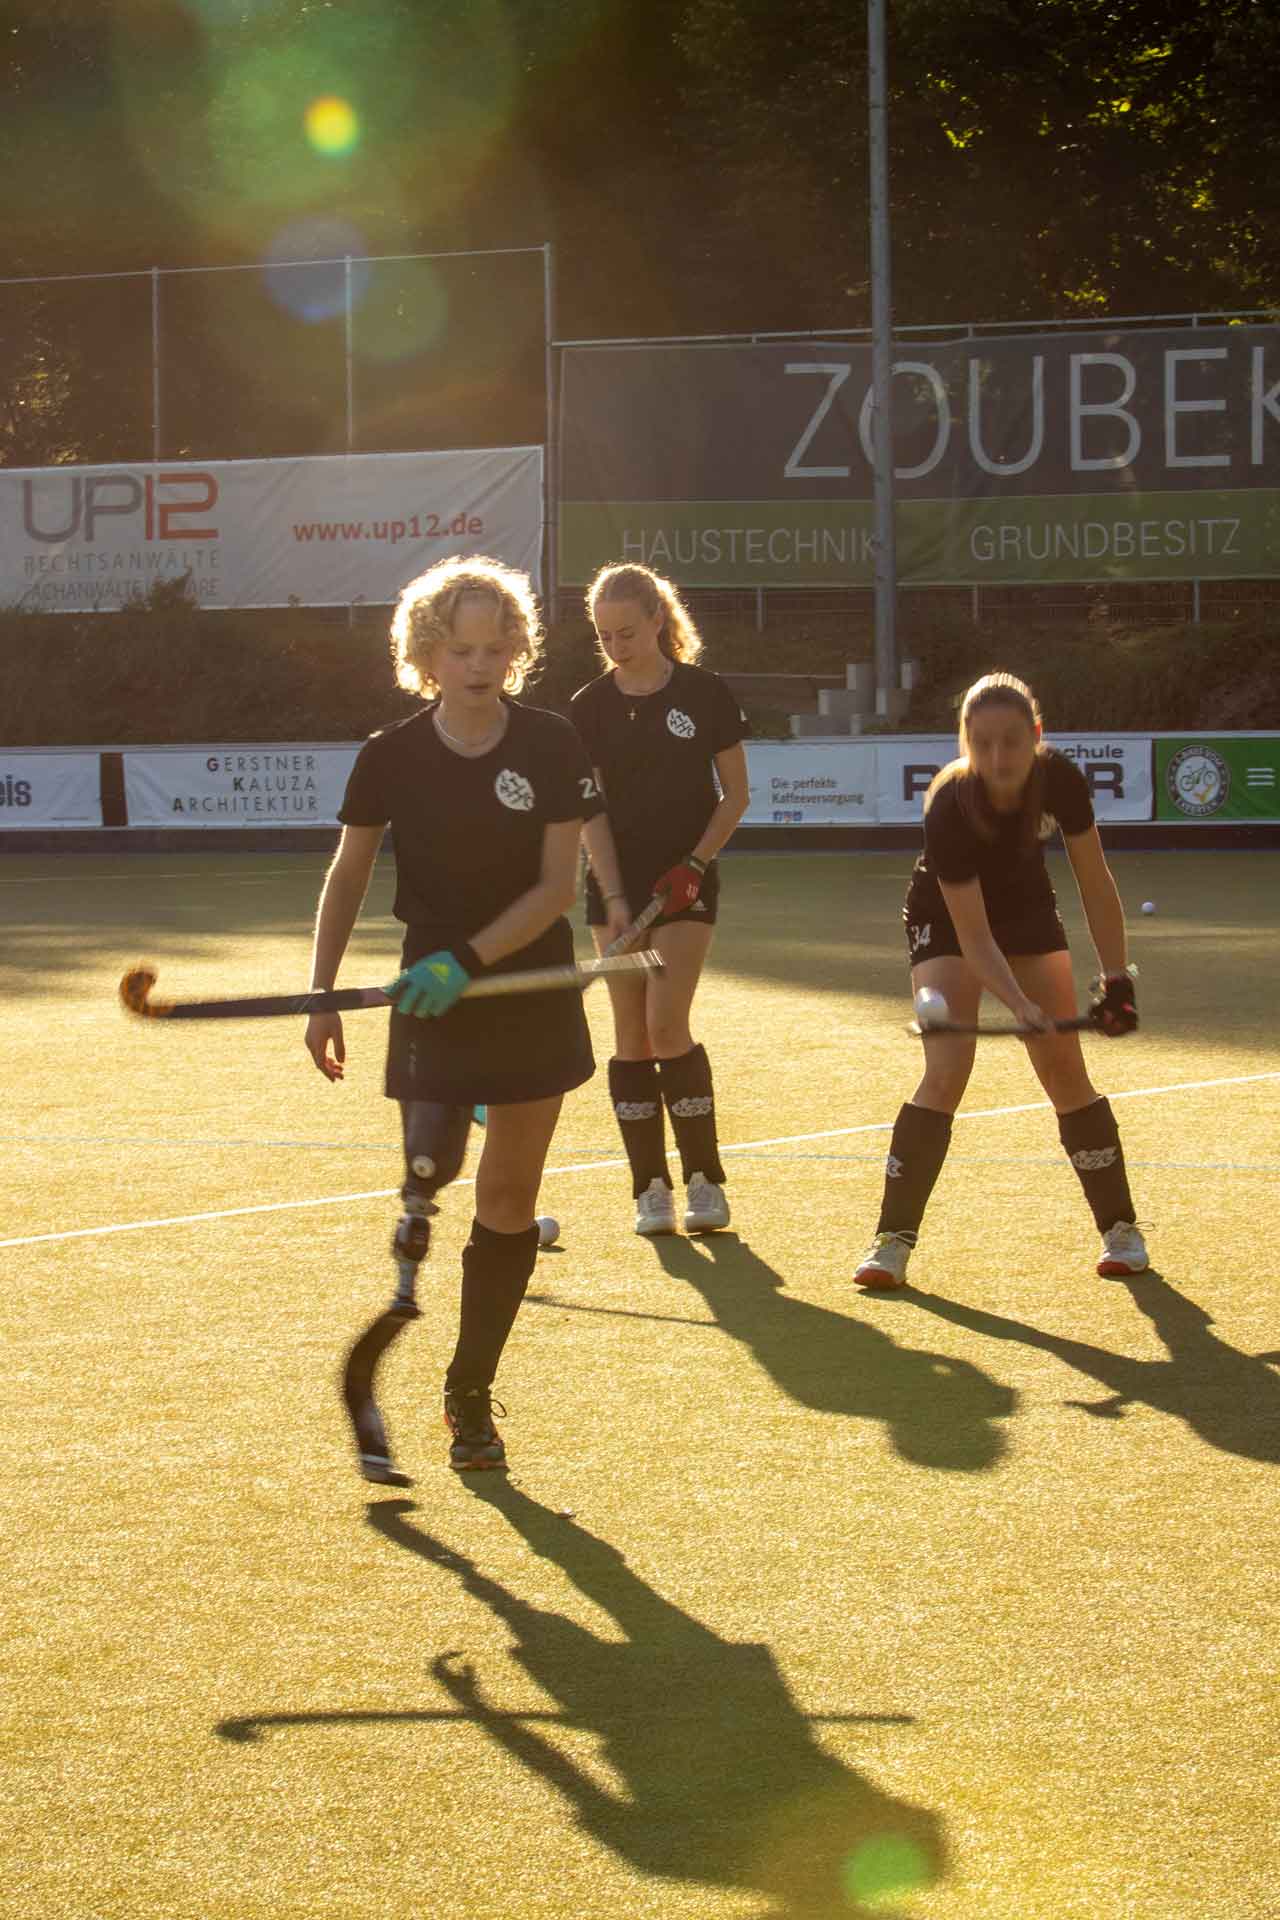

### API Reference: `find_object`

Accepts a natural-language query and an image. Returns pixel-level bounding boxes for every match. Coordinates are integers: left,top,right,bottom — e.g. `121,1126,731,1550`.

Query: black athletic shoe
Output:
443,1386,507,1472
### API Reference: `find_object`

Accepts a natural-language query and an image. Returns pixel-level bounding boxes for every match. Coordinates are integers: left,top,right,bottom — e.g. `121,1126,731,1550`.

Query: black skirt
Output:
385,919,595,1105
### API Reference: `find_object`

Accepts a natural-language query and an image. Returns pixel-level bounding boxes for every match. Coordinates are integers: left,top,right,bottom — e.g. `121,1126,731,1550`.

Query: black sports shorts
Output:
903,899,1068,966
584,859,720,930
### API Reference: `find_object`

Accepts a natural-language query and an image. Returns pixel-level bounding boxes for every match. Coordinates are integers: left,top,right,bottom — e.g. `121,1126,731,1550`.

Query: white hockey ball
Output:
536,1215,560,1248
913,987,951,1030
1141,901,1156,915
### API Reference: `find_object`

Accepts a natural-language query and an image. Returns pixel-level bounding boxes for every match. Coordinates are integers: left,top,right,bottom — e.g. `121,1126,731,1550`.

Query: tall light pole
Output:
867,0,897,714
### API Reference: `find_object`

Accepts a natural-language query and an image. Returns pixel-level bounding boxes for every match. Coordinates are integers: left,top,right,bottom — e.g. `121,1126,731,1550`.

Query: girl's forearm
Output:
691,791,748,866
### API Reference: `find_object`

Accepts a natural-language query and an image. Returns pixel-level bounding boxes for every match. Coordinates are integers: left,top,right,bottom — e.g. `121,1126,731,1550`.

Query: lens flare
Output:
842,1834,932,1908
353,260,450,363
262,217,372,323
305,95,360,157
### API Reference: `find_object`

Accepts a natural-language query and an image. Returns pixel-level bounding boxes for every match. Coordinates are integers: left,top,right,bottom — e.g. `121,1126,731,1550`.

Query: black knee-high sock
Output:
1057,1097,1135,1232
445,1220,539,1391
658,1043,725,1186
608,1056,669,1196
876,1102,953,1242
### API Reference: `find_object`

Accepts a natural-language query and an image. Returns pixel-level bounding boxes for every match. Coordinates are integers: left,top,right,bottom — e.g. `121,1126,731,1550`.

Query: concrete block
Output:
818,687,874,720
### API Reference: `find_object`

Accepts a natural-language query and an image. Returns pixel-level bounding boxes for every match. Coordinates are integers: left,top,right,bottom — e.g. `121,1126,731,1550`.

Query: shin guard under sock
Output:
1057,1097,1135,1233
608,1056,668,1197
658,1043,725,1186
876,1102,953,1242
445,1219,539,1391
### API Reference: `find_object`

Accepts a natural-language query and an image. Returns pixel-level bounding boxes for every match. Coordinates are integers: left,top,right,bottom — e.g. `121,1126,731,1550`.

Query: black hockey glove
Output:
1090,972,1138,1037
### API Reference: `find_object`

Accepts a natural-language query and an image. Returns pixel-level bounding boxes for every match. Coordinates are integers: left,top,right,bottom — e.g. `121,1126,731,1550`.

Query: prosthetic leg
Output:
342,1102,472,1484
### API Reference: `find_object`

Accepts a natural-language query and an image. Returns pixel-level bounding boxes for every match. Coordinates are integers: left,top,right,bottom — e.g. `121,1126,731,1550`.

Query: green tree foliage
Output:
1,0,1276,469
679,0,1280,324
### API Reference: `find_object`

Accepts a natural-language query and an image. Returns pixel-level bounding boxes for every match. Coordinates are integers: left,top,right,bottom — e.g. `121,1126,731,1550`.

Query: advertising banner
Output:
124,745,360,827
560,327,1280,586
0,751,102,826
1155,735,1280,822
875,736,1153,825
743,741,877,824
3,447,543,612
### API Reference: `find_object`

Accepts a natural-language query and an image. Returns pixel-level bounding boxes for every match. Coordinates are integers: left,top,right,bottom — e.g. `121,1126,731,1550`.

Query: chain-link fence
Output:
2,270,1276,631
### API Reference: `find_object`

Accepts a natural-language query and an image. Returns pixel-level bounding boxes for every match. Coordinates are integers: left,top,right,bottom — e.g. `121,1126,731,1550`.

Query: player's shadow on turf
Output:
365,1488,946,1920
906,1269,1280,1465
651,1232,1017,1472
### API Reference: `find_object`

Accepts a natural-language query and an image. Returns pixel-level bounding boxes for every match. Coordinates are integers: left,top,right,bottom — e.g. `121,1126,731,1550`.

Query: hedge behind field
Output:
3,592,1277,747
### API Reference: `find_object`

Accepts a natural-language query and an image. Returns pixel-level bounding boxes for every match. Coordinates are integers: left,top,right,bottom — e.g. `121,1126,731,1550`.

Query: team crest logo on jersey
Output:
1166,744,1230,818
666,707,696,739
495,768,535,812
1038,812,1058,840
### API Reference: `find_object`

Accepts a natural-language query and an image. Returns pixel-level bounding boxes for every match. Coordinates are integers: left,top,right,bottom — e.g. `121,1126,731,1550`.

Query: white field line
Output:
0,866,329,886
2,1066,1277,1252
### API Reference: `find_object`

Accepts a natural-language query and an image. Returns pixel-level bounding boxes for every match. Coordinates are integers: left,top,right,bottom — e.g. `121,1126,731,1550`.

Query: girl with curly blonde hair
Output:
306,555,602,1478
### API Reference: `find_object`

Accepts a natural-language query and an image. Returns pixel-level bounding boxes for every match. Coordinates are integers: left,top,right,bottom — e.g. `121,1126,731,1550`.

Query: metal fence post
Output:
867,0,898,712
542,243,558,619
151,267,161,462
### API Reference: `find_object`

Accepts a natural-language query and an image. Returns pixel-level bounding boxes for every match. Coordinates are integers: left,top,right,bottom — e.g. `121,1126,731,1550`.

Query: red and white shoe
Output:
1096,1221,1149,1277
854,1231,913,1291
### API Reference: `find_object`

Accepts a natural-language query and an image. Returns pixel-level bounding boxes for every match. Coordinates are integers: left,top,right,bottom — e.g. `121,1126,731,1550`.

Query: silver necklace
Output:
433,705,506,755
618,657,673,720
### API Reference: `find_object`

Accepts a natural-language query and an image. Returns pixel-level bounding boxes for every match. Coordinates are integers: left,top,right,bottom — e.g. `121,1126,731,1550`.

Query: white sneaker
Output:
854,1231,913,1291
684,1172,730,1233
635,1178,676,1236
1096,1221,1149,1277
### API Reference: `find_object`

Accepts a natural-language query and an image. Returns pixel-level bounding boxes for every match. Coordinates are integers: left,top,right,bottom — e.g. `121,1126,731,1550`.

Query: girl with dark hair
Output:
569,563,750,1236
855,672,1145,1290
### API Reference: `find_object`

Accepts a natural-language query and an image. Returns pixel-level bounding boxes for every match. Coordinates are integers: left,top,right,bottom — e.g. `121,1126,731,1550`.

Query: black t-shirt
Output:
906,748,1095,927
339,699,602,965
569,661,748,870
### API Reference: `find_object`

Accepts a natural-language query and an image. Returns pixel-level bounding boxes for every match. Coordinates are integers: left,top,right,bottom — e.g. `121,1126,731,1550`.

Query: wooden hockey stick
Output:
120,950,663,1022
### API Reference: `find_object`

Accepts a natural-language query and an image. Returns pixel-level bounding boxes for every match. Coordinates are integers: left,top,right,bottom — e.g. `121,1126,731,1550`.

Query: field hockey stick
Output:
908,1013,1096,1038
587,891,666,981
119,950,663,1022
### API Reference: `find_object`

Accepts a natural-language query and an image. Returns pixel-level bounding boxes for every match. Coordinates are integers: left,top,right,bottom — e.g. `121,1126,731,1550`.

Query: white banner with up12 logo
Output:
0,753,102,826
1,447,543,611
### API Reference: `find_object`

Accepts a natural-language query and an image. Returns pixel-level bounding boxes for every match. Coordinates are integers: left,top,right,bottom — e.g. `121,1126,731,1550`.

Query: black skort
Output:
385,921,595,1106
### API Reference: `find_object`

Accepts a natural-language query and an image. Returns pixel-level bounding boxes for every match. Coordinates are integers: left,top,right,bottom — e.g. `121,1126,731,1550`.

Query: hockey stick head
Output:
120,965,171,1018
595,949,664,980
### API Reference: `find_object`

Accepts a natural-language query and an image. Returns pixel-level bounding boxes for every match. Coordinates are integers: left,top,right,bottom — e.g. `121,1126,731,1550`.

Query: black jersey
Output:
339,699,602,965
569,661,748,869
905,748,1094,928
